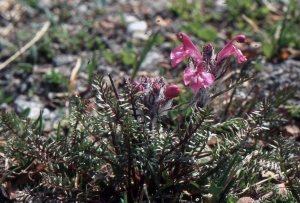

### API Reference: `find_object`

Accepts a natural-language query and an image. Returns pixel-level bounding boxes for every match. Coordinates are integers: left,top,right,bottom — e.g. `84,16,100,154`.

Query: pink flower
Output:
170,32,202,68
170,32,215,91
170,32,247,91
165,84,180,98
183,67,214,91
216,35,247,64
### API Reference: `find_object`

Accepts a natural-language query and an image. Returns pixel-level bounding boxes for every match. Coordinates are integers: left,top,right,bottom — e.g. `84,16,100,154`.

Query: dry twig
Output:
0,21,51,71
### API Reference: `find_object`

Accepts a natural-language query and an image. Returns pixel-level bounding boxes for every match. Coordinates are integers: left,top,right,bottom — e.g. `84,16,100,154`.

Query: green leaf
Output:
122,191,128,203
0,166,23,184
147,163,160,191
131,31,160,80
196,27,218,41
162,169,172,185
16,63,33,72
209,181,224,199
29,45,38,64
119,51,136,65
38,110,43,135
0,89,14,104
249,173,259,185
209,153,239,202
190,181,200,190
226,195,238,203
44,69,63,85
103,50,114,64
19,108,31,117
57,122,61,141
262,42,274,59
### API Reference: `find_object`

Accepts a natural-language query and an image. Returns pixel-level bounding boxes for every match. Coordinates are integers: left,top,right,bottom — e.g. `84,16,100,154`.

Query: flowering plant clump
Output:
170,32,247,91
131,76,180,120
1,30,299,203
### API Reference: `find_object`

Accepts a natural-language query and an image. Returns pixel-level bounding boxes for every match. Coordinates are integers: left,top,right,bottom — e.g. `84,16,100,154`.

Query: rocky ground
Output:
0,0,300,202
0,0,299,139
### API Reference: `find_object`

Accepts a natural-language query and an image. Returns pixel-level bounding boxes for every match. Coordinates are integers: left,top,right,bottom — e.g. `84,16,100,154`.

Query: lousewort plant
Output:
0,32,299,203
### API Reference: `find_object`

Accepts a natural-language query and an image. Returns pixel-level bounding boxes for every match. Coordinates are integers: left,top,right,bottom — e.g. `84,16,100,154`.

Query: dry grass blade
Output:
69,57,82,94
0,21,51,71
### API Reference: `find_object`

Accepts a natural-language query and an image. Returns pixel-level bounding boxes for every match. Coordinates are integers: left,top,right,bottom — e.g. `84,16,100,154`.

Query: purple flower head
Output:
170,32,247,92
130,77,180,119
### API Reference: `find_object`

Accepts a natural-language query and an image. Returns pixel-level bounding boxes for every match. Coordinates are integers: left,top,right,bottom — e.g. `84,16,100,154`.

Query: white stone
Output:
78,4,88,14
127,21,147,34
124,15,138,24
132,31,149,40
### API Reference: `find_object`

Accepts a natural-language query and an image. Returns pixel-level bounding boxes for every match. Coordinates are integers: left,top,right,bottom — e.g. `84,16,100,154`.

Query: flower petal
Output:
183,67,215,91
183,67,197,86
170,32,203,68
177,32,202,61
170,45,185,67
217,35,247,64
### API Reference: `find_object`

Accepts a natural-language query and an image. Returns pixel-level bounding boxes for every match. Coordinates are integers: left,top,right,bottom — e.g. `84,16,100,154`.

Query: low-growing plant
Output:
1,32,299,203
19,0,39,9
261,0,300,60
15,63,34,72
43,69,64,85
168,0,219,43
36,35,56,62
0,89,14,105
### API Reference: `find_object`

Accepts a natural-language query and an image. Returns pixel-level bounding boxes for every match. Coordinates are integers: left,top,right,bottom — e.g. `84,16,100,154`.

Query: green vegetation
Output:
0,0,299,202
43,69,63,85
169,0,300,61
1,76,299,202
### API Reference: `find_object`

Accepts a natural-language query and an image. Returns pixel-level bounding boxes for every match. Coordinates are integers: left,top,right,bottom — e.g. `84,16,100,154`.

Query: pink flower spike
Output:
183,67,215,91
165,84,180,98
217,35,247,64
170,32,202,67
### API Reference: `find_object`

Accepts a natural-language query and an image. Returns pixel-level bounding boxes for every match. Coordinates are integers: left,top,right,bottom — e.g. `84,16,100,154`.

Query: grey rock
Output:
127,21,147,34
14,95,61,130
140,50,162,71
38,0,52,8
215,0,227,12
53,54,76,67
14,95,44,119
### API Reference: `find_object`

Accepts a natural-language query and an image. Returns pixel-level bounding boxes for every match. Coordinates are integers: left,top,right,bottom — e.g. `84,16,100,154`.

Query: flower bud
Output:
203,43,214,62
152,82,160,93
133,81,144,92
165,84,180,99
